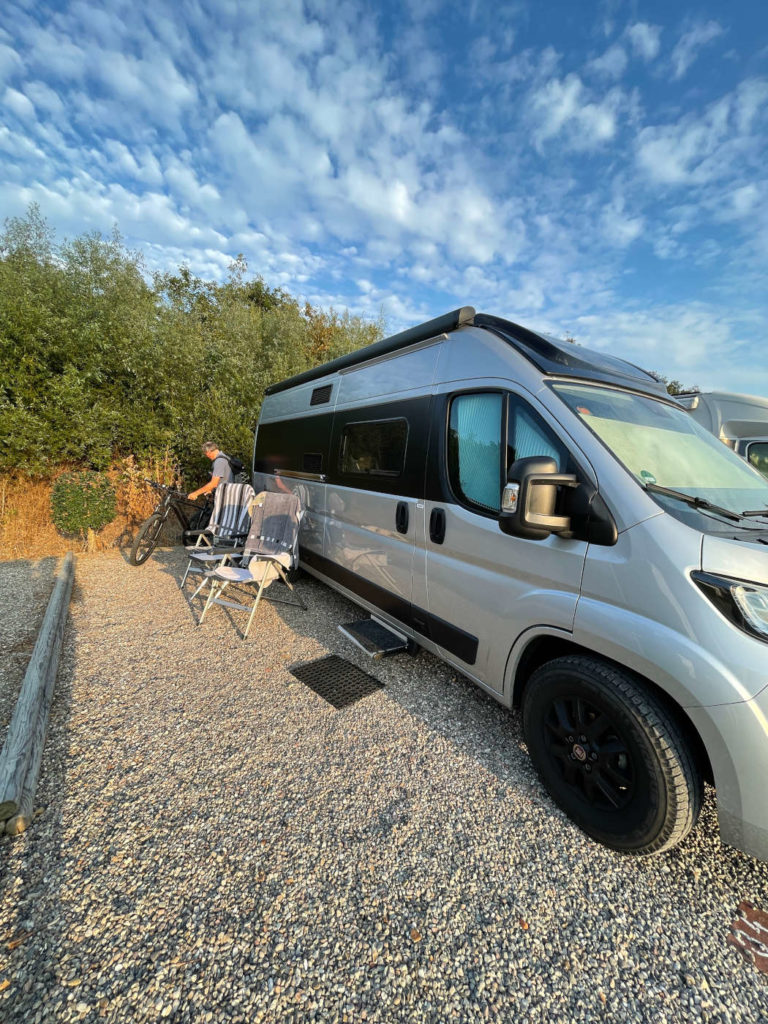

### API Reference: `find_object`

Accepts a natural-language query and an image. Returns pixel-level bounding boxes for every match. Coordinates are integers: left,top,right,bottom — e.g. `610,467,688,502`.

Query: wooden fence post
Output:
0,552,75,830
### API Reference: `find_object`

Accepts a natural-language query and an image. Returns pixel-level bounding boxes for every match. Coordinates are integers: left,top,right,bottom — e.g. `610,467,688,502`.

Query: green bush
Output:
51,471,117,535
1,206,384,479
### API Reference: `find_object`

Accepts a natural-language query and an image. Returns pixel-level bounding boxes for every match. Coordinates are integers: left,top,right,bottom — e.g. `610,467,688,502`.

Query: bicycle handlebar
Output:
142,478,204,503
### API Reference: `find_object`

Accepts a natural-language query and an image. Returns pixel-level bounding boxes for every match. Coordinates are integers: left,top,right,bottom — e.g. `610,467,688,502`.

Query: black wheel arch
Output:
512,635,714,786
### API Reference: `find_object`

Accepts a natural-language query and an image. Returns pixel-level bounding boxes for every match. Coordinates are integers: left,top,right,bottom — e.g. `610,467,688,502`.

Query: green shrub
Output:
51,471,117,535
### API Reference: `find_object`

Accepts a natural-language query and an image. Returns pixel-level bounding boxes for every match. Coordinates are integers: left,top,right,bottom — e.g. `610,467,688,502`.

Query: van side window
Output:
507,397,569,473
448,393,504,511
339,418,408,476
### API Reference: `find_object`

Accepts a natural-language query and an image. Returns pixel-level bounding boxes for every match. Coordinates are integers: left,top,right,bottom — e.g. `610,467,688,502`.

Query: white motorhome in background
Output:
676,391,768,478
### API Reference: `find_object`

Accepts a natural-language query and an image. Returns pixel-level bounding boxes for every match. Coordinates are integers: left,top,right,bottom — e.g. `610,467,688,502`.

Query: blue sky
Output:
1,0,767,392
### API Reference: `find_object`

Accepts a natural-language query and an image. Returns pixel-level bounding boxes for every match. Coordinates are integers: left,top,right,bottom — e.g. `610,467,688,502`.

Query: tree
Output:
648,373,698,396
1,206,384,479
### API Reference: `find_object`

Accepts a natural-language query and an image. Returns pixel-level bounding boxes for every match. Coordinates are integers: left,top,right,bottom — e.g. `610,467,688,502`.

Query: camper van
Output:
676,390,768,479
254,308,768,862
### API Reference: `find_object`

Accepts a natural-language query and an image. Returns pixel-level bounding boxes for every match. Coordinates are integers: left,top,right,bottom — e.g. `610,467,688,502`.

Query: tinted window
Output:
339,419,408,476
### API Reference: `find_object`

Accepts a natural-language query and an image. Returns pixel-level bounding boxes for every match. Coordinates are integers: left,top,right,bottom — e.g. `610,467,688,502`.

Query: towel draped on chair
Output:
181,481,255,588
198,490,306,638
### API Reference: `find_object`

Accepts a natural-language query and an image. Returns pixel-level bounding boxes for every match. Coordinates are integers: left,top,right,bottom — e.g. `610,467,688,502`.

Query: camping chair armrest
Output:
218,550,243,566
187,527,247,548
184,529,214,547
250,552,294,571
189,542,246,556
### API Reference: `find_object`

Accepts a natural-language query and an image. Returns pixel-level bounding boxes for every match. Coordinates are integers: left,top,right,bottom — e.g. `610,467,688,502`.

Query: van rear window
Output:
339,419,408,476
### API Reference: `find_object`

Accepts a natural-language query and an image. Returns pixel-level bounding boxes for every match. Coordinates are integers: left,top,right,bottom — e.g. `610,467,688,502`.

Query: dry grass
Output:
0,453,186,561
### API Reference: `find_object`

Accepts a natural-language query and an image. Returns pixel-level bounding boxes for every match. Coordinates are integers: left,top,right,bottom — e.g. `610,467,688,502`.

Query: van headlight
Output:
692,571,768,642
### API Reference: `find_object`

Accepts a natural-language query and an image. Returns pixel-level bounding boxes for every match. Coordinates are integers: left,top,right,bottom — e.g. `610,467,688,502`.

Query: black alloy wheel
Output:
522,655,702,855
128,514,165,566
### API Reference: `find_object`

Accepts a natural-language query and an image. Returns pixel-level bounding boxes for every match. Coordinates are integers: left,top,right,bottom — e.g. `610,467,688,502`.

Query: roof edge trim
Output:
264,306,476,396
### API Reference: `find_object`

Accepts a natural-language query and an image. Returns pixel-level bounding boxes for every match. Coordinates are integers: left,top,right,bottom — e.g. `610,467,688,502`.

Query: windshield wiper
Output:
740,508,768,517
643,483,742,522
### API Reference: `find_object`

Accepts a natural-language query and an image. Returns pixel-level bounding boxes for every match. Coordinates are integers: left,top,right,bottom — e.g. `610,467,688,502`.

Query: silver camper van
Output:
677,390,768,479
254,308,768,862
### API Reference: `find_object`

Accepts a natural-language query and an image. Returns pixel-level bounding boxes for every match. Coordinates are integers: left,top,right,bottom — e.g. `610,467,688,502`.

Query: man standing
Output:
187,442,233,501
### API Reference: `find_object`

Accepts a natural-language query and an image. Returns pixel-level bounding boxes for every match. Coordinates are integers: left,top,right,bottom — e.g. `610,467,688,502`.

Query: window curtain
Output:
455,394,502,510
513,407,562,467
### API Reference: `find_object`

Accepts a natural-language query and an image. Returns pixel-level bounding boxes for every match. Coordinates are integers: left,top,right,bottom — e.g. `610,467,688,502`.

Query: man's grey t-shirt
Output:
211,453,233,484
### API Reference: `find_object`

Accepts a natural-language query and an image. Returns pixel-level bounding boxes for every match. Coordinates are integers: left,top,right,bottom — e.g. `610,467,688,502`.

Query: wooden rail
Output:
0,552,75,834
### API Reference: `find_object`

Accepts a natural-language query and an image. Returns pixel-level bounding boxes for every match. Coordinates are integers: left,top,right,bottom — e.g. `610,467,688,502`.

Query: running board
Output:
338,617,409,659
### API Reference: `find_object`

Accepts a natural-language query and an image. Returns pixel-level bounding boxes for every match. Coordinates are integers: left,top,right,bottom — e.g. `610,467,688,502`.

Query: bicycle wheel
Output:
128,514,165,566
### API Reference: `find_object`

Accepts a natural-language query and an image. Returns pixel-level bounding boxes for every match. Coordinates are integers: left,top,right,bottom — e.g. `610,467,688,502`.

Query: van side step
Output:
338,618,409,659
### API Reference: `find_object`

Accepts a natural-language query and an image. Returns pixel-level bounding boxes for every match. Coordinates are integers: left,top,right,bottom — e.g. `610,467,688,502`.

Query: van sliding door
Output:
320,397,430,630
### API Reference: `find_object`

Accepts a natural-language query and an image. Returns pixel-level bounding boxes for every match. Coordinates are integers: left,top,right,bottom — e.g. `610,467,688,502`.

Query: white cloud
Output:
22,26,88,80
0,1,765,397
636,79,768,186
528,74,622,149
496,45,560,86
573,306,735,378
102,140,164,187
600,198,644,247
3,86,35,120
588,45,627,80
625,23,662,62
733,77,768,133
727,184,761,218
22,80,65,118
92,50,198,122
572,305,768,395
0,124,46,162
670,20,724,80
0,42,23,84
164,160,221,210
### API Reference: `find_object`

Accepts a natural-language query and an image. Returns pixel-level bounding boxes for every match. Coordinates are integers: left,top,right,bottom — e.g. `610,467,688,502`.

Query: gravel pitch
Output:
1,548,767,1023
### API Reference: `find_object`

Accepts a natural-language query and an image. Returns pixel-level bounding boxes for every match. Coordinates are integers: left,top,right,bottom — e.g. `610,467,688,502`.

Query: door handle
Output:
396,501,409,534
429,507,446,544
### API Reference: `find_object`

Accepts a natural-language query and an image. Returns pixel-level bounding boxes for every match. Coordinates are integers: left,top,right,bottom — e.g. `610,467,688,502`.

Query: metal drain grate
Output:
289,654,384,709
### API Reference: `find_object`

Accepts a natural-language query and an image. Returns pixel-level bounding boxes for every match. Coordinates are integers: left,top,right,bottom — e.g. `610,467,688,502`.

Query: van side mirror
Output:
499,457,578,540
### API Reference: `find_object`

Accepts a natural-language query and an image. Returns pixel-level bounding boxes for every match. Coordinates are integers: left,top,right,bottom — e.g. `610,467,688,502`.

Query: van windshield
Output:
552,382,768,518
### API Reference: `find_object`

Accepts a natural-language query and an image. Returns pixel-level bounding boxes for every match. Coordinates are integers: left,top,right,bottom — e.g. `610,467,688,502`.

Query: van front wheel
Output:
522,656,702,856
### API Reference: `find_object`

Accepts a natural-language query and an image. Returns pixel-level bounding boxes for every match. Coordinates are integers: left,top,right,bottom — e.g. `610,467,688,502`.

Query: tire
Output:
522,656,702,856
128,515,164,566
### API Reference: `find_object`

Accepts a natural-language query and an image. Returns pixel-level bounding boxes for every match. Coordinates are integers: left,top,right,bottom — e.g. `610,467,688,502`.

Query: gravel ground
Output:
1,547,767,1023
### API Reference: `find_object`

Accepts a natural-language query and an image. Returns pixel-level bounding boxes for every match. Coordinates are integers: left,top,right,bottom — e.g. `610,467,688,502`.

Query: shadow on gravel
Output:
138,548,757,887
2,549,767,1021
147,545,307,639
115,518,183,566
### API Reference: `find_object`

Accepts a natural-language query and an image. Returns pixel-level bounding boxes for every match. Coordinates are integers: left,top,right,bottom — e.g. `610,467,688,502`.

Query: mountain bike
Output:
128,480,212,566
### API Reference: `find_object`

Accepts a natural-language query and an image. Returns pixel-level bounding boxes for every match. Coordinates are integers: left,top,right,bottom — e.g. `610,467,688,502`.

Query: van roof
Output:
264,306,669,397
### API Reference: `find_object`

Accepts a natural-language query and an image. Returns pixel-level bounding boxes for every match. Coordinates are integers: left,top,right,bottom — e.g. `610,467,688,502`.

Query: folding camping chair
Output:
180,481,255,588
198,491,306,638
